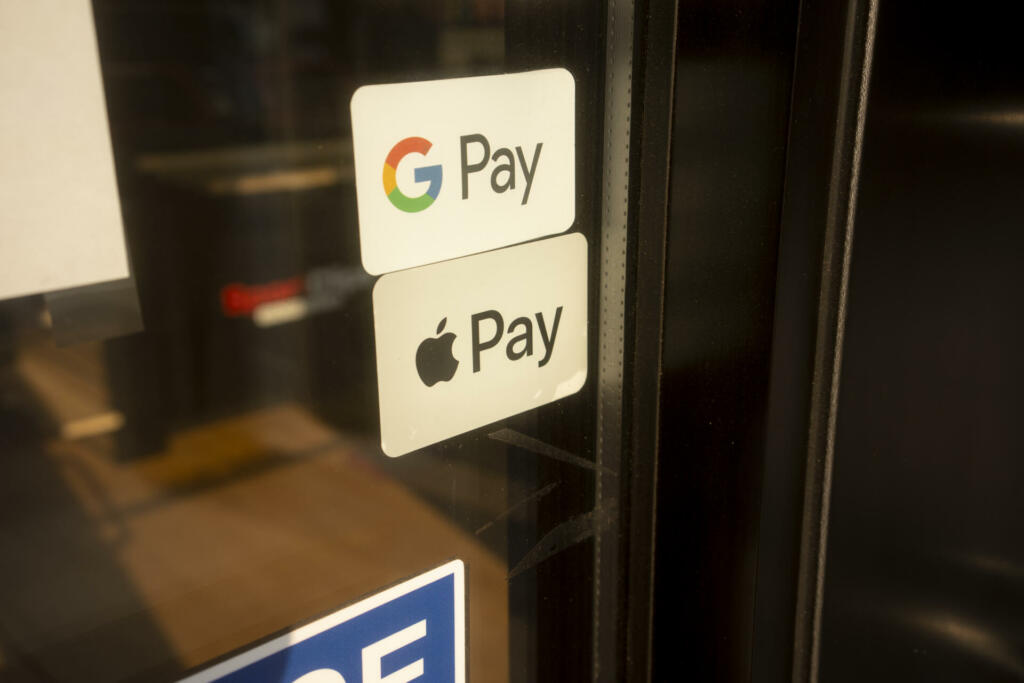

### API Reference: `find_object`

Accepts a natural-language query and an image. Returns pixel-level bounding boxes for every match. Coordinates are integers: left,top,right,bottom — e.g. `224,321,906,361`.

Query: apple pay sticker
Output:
372,233,587,457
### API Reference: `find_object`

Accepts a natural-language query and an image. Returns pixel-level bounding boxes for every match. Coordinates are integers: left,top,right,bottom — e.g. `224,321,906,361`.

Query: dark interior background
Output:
818,2,1024,680
654,0,1024,681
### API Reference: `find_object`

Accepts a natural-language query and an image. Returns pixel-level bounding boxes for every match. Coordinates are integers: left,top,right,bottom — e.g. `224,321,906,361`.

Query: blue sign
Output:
181,560,465,683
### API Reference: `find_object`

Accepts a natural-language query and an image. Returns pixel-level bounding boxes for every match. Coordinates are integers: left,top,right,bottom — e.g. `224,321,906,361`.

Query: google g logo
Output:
382,137,442,213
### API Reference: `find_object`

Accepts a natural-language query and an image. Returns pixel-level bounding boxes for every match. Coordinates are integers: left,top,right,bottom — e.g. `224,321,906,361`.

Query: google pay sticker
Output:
350,68,575,275
373,233,587,457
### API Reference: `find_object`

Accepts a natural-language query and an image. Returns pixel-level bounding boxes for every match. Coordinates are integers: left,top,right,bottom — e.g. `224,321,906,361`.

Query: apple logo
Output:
416,317,459,387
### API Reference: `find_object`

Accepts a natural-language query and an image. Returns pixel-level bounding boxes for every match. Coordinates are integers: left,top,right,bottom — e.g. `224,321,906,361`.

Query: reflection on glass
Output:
0,1,525,681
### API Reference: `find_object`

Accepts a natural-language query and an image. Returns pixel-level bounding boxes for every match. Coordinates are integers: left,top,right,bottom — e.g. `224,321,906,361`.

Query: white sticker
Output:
0,1,129,301
373,233,588,457
350,69,575,275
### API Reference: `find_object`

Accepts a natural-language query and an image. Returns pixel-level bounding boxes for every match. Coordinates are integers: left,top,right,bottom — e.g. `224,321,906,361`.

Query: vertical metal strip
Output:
807,1,877,679
620,1,679,678
793,0,878,681
594,0,634,678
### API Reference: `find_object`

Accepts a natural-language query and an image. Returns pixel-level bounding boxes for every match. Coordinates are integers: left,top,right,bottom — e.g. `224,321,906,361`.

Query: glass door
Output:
0,1,674,681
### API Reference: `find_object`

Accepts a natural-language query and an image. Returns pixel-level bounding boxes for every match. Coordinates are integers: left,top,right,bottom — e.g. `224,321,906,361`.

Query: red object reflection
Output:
220,277,304,317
